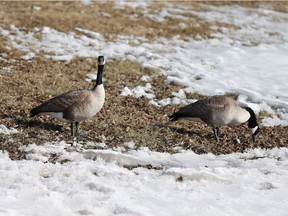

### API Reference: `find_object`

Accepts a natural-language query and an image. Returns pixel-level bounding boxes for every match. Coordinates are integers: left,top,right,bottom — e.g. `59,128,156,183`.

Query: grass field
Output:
0,1,287,161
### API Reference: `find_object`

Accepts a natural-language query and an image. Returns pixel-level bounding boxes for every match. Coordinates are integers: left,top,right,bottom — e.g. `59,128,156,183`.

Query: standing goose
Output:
30,55,106,136
169,95,259,143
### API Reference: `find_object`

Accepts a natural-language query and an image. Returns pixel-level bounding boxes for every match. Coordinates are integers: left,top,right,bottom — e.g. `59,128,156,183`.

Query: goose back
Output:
170,96,250,127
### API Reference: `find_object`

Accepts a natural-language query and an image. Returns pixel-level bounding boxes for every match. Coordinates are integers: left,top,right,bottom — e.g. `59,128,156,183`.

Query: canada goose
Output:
30,55,106,136
169,95,259,143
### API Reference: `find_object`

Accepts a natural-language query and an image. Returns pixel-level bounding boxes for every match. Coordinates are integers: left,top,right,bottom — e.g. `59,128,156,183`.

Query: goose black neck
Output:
244,107,258,128
94,65,104,88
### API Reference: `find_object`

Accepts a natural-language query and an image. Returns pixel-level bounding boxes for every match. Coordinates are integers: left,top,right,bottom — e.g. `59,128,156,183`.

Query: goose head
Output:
98,55,105,66
244,107,259,142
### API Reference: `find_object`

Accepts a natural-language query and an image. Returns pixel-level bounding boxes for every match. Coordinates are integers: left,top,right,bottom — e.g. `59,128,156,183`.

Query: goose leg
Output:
213,127,220,143
216,127,220,138
252,134,256,143
75,122,79,136
70,122,74,136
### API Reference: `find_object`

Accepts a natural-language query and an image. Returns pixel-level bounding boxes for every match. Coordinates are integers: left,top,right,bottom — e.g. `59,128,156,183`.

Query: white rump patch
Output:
182,117,206,124
47,112,68,122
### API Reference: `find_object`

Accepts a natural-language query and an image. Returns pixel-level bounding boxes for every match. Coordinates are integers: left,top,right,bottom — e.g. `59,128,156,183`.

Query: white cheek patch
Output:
250,126,258,135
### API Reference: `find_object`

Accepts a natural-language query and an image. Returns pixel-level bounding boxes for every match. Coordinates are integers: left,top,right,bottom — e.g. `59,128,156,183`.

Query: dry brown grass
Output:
0,1,215,41
1,57,287,161
0,1,288,160
1,1,286,40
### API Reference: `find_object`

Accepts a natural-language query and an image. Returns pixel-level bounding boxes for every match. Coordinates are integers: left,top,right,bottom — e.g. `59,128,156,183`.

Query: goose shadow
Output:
154,123,202,137
15,117,64,132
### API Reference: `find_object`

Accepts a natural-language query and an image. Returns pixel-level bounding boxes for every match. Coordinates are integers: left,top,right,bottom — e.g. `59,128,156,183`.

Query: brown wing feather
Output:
30,90,90,116
170,96,230,121
205,96,229,109
178,99,209,117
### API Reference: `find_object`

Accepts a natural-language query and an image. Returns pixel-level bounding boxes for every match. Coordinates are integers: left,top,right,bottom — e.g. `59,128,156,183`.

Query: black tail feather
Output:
169,113,179,121
30,107,40,117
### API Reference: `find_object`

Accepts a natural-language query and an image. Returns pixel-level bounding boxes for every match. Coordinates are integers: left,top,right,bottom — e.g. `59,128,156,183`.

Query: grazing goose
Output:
169,95,259,143
30,55,106,136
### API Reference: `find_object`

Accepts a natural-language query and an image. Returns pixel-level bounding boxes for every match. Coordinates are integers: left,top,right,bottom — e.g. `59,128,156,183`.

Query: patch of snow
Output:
113,0,149,9
33,6,42,11
121,83,155,99
83,149,150,167
85,72,97,82
0,124,18,134
122,141,136,149
120,86,133,96
157,96,191,107
0,53,8,62
21,52,35,60
1,143,288,215
172,89,186,100
81,0,91,6
262,115,288,127
140,75,152,82
1,65,14,73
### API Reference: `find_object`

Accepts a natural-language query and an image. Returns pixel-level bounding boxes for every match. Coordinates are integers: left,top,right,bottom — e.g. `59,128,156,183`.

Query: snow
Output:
1,2,288,215
21,52,35,61
1,142,288,216
120,83,155,99
0,124,18,134
32,6,42,11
